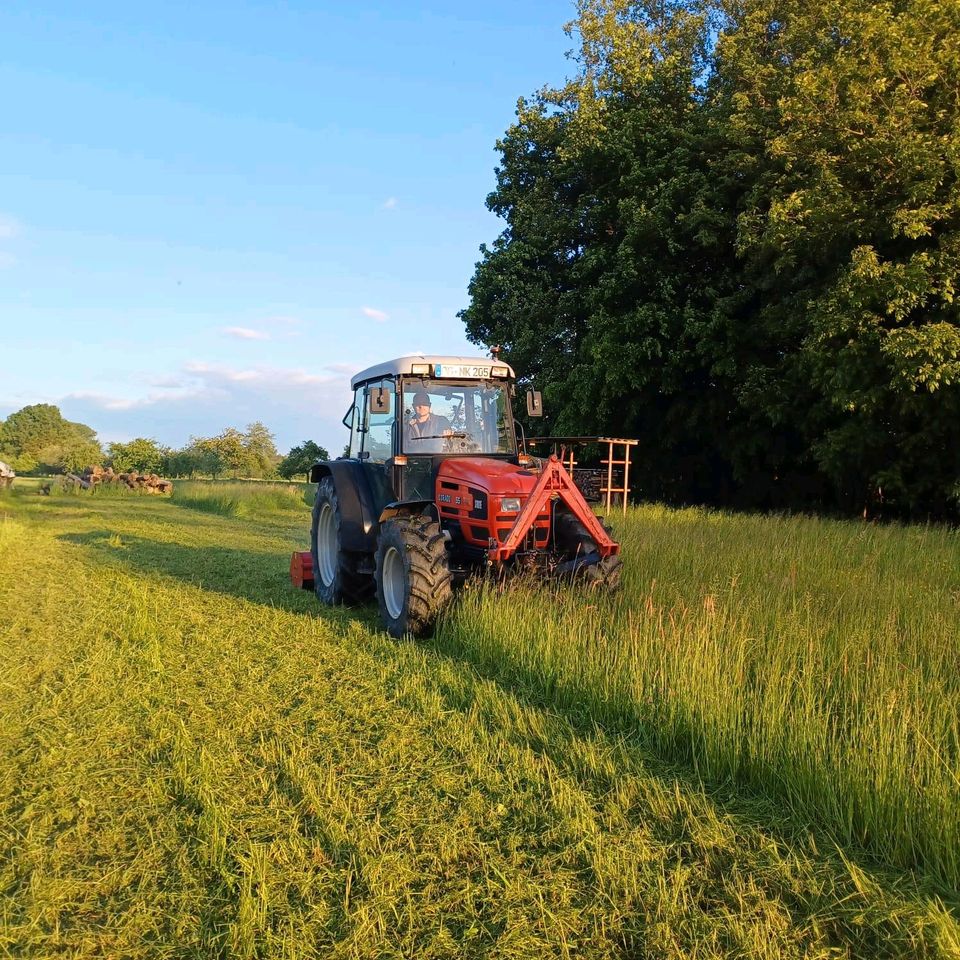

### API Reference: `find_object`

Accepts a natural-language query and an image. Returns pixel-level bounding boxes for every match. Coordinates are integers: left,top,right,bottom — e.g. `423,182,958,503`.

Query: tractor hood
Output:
437,457,539,496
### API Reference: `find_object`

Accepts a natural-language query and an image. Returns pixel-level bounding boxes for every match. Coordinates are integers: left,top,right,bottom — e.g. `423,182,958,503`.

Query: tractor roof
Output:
351,355,515,389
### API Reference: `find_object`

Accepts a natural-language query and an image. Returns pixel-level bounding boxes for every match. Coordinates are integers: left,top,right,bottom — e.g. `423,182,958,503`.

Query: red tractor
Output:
300,355,621,637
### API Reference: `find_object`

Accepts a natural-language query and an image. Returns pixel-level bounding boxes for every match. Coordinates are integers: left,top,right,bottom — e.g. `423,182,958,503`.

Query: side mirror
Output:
526,390,543,417
368,386,391,415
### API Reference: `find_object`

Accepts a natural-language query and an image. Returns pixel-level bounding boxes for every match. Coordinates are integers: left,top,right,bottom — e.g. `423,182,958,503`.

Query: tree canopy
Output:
461,0,960,517
161,423,281,479
277,441,331,480
0,404,103,474
108,438,165,474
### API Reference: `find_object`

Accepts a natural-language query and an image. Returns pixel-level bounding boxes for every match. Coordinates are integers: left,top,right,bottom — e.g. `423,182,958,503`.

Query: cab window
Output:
362,378,396,462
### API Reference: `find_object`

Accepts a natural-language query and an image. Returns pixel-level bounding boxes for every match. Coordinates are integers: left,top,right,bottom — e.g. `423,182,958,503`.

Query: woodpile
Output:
572,468,603,503
64,465,173,494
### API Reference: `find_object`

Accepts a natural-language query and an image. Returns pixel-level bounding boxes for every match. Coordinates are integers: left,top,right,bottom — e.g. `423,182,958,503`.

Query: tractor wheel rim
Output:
317,503,337,587
382,546,405,621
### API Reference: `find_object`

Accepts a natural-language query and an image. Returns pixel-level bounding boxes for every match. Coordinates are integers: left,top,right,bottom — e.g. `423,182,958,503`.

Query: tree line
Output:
0,404,329,480
461,0,960,518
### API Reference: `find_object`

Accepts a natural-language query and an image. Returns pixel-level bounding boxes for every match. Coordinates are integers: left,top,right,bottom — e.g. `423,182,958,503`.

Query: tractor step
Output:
290,550,314,590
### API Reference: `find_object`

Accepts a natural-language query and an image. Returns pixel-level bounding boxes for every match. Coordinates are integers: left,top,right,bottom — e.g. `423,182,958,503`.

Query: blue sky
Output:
0,1,576,455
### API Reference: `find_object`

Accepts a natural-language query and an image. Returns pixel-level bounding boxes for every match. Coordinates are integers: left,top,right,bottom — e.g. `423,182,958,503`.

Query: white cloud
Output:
222,326,271,340
64,392,149,412
362,306,389,322
0,252,16,269
65,384,208,412
58,359,356,454
382,197,398,210
183,360,336,388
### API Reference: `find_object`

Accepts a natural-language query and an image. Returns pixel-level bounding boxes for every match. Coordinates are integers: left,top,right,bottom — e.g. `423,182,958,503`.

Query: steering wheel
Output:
442,433,483,455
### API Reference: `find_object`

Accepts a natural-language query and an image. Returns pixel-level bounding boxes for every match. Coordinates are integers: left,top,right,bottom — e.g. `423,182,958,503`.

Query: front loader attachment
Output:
489,455,620,563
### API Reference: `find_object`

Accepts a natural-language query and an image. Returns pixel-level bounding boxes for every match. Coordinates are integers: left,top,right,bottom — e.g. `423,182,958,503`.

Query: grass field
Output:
0,480,958,958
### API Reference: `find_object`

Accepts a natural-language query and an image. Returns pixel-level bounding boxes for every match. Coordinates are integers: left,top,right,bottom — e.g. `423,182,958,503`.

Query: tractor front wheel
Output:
553,509,623,591
375,515,453,638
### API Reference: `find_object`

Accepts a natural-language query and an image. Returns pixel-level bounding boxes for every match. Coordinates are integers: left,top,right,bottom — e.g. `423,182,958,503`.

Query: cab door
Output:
359,377,397,516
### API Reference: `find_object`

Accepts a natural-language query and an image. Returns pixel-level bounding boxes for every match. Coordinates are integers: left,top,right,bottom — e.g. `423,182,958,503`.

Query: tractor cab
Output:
306,355,620,638
341,356,519,502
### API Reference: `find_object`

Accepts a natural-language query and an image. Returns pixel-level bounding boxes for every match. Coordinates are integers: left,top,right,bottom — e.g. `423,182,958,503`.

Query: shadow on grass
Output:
56,528,958,942
57,528,381,632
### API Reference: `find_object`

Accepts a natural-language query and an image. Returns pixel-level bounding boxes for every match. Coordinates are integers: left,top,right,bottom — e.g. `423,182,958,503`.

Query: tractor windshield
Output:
400,379,516,456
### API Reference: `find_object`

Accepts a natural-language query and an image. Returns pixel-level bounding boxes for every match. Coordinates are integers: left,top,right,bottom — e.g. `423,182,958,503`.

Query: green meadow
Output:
0,481,957,958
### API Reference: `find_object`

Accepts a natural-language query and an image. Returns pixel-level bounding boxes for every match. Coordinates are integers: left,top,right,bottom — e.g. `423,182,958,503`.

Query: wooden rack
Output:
525,436,639,514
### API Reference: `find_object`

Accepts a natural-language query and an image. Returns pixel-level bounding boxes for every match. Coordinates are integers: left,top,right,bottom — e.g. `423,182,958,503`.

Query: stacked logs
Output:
572,468,603,503
64,465,173,494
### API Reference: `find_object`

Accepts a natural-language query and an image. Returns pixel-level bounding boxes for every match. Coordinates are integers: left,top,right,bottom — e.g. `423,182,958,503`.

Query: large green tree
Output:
278,441,330,480
243,421,280,478
108,438,165,474
462,0,960,516
716,0,960,512
0,404,103,474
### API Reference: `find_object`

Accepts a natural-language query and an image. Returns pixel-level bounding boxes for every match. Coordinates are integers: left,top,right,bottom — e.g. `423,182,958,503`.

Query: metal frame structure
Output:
526,436,639,514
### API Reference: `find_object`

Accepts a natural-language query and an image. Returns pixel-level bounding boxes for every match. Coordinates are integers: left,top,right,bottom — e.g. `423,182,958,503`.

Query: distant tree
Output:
0,404,67,456
7,453,38,474
185,439,225,478
38,436,104,474
162,446,202,478
277,441,330,479
199,428,265,478
0,404,103,473
108,438,165,474
244,421,280,478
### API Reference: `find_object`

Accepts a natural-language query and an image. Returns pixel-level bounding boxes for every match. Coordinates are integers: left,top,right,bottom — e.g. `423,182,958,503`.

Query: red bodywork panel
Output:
436,457,551,550
436,455,619,562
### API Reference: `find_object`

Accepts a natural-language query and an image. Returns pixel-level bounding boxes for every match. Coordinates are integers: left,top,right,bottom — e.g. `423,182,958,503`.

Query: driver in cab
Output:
404,391,451,452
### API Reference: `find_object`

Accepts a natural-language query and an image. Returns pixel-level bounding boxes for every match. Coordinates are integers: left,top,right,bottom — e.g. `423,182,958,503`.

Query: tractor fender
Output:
308,460,379,553
379,500,440,525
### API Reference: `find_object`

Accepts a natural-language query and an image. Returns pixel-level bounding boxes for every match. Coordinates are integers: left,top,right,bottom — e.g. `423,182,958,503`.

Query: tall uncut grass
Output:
172,479,311,517
439,505,960,891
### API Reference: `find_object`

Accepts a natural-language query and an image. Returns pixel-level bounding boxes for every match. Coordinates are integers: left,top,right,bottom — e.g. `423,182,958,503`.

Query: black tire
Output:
311,476,373,605
553,508,623,591
375,515,453,638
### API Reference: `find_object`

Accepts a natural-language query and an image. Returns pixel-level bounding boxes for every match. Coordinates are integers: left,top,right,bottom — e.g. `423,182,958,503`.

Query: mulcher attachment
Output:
290,550,314,590
490,454,620,562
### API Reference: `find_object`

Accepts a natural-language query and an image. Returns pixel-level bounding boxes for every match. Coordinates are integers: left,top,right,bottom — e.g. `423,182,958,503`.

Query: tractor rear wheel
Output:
375,515,453,638
311,476,373,605
553,508,623,591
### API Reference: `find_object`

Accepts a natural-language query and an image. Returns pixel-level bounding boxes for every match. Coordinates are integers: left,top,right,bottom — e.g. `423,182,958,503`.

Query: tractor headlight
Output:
501,497,521,513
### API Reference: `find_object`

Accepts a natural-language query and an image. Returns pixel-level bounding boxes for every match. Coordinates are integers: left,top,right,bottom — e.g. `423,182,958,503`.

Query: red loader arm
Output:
489,455,620,562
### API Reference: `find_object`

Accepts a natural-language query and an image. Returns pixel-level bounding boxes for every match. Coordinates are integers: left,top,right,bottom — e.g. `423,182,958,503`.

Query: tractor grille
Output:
496,510,550,545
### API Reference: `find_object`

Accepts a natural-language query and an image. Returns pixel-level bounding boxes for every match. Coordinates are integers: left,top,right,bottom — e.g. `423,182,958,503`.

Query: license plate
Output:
434,363,491,378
